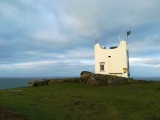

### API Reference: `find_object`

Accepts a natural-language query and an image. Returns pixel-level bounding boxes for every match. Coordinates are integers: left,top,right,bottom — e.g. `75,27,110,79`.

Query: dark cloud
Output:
0,0,160,77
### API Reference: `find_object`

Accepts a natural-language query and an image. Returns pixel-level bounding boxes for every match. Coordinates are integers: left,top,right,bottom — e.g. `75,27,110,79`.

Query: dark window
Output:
100,62,105,71
110,46,118,49
100,65,104,71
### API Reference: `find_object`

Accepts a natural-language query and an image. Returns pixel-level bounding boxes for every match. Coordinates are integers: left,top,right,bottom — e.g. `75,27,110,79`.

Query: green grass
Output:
0,82,160,120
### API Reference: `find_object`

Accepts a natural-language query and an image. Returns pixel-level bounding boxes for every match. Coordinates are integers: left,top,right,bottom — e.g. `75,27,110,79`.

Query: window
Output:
100,65,104,71
100,62,105,71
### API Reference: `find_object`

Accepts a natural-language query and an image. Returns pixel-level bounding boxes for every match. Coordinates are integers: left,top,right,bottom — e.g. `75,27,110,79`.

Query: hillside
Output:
0,81,160,120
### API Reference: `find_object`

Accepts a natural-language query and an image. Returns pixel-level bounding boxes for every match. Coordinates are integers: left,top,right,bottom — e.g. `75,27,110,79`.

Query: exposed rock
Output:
28,79,50,87
28,71,133,87
80,71,132,86
48,79,63,84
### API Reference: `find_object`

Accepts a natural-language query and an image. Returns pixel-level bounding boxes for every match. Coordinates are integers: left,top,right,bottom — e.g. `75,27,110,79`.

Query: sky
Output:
0,0,160,78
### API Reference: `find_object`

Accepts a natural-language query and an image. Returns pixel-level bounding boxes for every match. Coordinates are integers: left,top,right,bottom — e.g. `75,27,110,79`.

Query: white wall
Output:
94,40,129,78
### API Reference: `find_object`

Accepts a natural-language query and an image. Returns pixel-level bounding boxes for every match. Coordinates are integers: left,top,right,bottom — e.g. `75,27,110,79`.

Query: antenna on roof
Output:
95,33,99,43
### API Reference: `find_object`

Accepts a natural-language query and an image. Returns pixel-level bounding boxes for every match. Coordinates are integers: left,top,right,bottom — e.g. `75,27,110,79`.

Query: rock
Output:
28,71,134,87
28,79,50,87
80,71,131,86
48,79,63,84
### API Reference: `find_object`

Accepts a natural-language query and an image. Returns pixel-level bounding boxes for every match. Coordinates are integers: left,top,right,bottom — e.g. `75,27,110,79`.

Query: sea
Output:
0,77,54,90
0,76,160,90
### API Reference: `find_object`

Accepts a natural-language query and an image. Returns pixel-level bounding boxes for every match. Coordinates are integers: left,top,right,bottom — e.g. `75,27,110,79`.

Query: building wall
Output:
94,40,129,78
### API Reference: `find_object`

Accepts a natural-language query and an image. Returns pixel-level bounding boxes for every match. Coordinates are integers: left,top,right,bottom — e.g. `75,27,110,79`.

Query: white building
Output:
94,40,130,78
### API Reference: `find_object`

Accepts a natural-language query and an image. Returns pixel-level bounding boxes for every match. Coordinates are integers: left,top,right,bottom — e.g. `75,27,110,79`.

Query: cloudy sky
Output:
0,0,160,78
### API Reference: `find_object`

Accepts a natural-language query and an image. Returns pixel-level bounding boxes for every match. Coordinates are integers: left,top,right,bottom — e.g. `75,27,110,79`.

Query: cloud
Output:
0,0,160,77
130,57,160,77
130,57,160,71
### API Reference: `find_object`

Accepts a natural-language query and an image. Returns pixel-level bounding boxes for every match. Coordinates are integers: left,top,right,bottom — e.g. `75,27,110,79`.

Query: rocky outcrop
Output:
80,71,132,86
28,71,133,87
28,80,50,87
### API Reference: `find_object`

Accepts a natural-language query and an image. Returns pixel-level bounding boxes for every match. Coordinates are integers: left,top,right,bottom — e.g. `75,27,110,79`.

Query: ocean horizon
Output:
0,76,160,90
133,76,160,81
0,77,77,90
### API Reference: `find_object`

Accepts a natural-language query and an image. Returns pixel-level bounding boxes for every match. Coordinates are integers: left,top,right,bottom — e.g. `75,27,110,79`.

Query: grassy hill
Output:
0,82,160,120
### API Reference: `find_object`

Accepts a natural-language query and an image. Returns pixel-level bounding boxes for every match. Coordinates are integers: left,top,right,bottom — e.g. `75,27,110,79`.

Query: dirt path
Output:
0,107,30,120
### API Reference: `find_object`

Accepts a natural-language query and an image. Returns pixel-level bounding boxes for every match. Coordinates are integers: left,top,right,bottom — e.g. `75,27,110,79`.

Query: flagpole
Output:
126,31,131,78
95,33,99,44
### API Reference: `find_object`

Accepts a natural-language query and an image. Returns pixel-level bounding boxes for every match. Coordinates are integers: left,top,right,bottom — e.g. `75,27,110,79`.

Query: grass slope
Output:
0,82,160,120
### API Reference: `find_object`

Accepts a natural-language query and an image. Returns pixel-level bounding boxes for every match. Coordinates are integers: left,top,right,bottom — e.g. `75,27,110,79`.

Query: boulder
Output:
28,71,133,87
80,71,131,86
